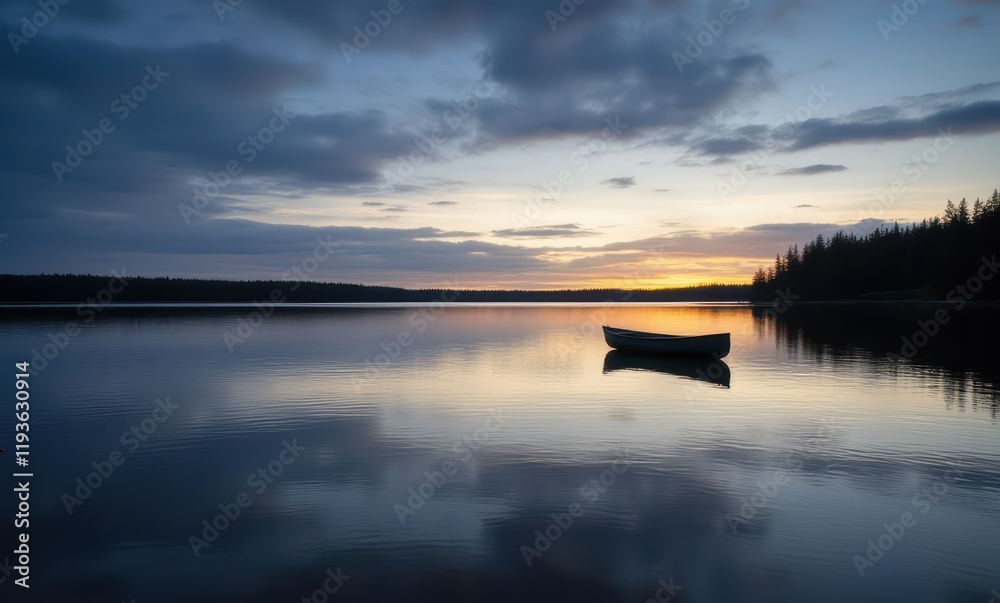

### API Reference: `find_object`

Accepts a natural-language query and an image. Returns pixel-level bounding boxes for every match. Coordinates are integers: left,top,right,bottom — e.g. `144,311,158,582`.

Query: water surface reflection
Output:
0,304,997,602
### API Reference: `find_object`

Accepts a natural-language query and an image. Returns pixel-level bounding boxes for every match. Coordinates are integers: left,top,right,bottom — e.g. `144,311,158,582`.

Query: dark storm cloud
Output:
601,177,636,188
777,164,847,176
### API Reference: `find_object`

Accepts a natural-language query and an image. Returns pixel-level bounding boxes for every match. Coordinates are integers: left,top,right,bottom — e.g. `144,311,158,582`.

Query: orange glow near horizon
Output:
421,255,771,290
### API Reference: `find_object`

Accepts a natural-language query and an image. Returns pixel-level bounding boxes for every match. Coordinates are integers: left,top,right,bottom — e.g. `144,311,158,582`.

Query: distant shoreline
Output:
2,300,998,312
4,274,998,306
0,274,751,304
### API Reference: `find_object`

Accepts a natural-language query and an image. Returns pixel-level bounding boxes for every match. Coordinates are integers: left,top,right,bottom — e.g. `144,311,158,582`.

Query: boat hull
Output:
602,326,730,358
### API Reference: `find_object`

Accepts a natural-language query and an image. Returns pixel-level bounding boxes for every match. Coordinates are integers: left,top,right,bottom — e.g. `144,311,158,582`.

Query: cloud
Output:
1,0,125,22
769,0,808,22
777,164,847,176
896,81,1000,107
251,1,775,147
492,224,598,238
654,189,671,193
694,137,761,156
786,100,1000,150
594,220,884,260
321,1,775,144
684,84,1000,160
601,177,636,189
795,204,819,208
1,0,996,291
953,15,983,27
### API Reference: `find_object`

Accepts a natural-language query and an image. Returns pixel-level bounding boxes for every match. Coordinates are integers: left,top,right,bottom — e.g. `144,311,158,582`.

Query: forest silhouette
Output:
751,189,1000,301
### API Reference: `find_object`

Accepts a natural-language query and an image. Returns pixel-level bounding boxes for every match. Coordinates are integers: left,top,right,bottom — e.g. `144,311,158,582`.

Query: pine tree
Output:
988,189,1000,214
956,198,970,225
944,199,957,224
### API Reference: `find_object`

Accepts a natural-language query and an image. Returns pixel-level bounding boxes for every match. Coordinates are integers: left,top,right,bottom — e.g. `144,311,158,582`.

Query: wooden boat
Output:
602,326,730,358
602,350,731,387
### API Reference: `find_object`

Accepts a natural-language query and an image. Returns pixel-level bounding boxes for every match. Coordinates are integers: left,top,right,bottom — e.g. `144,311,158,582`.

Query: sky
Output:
1,0,998,289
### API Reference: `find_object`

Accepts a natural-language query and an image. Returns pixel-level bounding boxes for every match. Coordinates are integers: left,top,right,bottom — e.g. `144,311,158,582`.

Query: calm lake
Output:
1,304,998,602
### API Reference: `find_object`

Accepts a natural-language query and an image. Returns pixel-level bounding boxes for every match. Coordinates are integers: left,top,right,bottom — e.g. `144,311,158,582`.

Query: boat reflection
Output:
602,350,731,387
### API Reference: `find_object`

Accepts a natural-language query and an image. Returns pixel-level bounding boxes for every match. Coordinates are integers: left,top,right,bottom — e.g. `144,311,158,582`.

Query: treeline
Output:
752,190,1000,300
0,274,751,304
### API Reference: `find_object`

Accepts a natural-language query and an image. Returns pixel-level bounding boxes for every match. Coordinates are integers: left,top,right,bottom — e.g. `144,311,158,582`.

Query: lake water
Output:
1,304,998,602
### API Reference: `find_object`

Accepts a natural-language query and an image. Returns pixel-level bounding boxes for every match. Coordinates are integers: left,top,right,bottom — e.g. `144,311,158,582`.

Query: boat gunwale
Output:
602,326,730,341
